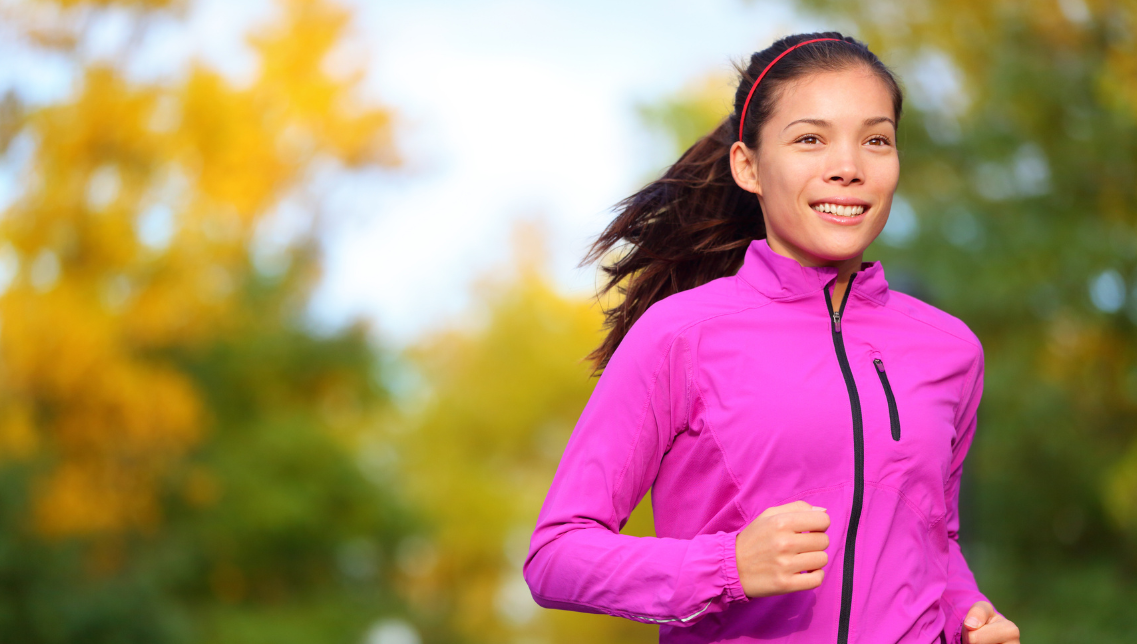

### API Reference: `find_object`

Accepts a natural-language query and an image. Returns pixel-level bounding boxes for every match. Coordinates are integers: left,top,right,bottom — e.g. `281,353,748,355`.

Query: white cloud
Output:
311,0,803,344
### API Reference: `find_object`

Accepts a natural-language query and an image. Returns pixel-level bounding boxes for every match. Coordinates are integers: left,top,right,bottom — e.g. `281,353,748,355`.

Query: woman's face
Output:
730,66,900,266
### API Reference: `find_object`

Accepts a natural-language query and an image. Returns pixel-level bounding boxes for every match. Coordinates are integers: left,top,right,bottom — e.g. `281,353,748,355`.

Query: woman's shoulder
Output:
627,274,765,346
884,289,982,353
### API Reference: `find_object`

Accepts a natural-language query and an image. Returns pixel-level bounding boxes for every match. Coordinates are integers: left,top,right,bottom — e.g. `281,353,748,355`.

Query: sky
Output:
1,0,929,346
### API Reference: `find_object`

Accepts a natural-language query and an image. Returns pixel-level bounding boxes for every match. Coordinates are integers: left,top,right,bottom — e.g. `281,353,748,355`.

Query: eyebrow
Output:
782,116,896,132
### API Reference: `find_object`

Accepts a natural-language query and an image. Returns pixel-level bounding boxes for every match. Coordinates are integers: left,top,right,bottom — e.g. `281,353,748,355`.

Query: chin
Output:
804,238,871,262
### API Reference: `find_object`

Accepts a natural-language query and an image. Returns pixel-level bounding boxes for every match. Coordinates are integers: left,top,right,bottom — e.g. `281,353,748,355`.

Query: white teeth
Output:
812,203,865,217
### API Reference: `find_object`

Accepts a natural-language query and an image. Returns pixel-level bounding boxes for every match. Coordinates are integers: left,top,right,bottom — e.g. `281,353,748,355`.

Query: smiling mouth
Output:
811,202,866,218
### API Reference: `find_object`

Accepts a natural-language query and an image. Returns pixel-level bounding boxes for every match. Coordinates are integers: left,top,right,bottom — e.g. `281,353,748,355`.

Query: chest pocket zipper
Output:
872,358,901,441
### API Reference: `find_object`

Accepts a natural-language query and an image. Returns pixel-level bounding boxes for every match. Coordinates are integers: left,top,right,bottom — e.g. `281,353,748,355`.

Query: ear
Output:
729,141,761,196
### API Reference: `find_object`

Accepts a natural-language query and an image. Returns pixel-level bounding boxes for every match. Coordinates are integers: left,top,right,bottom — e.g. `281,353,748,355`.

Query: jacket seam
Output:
679,335,692,453
882,299,982,351
928,510,946,533
688,359,749,523
952,350,983,430
773,484,941,546
864,479,932,526
849,289,888,307
610,343,672,528
529,589,713,624
776,482,851,506
945,595,969,642
671,300,778,337
734,269,766,299
760,289,828,305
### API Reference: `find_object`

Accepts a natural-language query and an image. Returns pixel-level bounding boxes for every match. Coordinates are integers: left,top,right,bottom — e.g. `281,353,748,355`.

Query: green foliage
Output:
0,463,193,643
0,261,420,644
170,266,416,643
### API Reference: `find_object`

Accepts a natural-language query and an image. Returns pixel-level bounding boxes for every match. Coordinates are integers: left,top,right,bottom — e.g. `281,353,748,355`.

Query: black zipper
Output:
823,273,862,644
873,358,901,441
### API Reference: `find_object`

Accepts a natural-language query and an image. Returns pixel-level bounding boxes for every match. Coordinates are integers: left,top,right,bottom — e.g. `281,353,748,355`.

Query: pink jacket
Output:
524,238,994,643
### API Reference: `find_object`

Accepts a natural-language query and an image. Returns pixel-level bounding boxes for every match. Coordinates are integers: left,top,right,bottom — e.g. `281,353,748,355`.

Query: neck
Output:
764,234,864,303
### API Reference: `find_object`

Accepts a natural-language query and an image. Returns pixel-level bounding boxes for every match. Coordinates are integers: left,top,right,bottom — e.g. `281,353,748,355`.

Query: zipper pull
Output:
832,311,842,333
873,357,884,372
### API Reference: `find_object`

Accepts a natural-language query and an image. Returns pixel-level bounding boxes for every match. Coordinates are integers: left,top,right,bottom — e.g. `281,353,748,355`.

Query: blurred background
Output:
0,0,1135,642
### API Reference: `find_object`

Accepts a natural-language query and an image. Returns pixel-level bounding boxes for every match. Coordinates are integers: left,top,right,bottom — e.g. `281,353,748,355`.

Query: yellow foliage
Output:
34,459,163,536
0,0,396,536
0,400,38,460
394,228,657,642
1106,438,1137,532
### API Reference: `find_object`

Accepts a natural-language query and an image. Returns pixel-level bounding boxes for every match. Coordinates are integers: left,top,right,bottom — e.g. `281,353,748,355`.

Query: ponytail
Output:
582,117,763,373
583,31,903,373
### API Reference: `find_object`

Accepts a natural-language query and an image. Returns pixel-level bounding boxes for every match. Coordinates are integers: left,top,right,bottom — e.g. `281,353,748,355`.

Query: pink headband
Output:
737,38,844,142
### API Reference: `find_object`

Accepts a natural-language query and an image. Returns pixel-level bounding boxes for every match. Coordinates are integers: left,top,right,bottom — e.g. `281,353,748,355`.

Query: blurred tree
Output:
637,73,736,178
0,0,422,642
650,1,1137,640
392,223,658,644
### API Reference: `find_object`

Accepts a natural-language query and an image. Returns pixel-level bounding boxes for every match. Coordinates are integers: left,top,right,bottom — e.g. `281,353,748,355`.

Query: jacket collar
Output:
736,237,890,306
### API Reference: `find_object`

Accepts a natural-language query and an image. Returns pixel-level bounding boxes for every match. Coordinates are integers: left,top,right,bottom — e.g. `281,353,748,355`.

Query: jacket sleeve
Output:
523,310,748,626
941,345,996,643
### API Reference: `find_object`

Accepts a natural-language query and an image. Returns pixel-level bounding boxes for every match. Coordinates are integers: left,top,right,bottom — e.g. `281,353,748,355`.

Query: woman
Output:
523,33,1021,644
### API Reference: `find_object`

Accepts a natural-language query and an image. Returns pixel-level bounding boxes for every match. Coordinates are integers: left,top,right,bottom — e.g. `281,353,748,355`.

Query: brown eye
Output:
797,135,820,144
868,135,891,146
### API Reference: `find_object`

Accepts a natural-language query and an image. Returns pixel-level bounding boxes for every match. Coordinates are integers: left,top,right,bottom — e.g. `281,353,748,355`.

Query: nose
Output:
824,141,864,186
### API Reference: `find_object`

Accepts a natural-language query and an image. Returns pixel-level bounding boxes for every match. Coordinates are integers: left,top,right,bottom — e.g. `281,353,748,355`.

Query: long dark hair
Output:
583,32,904,372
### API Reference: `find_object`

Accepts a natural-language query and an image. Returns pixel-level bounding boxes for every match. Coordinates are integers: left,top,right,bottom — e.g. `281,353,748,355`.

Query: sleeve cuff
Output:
720,529,749,604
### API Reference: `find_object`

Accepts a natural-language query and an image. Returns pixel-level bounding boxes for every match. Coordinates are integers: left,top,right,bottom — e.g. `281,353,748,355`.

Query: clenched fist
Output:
734,500,831,597
963,601,1020,644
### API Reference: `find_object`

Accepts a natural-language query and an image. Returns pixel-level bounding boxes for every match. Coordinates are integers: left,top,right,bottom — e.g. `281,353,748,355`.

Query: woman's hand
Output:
963,601,1020,643
734,500,830,597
